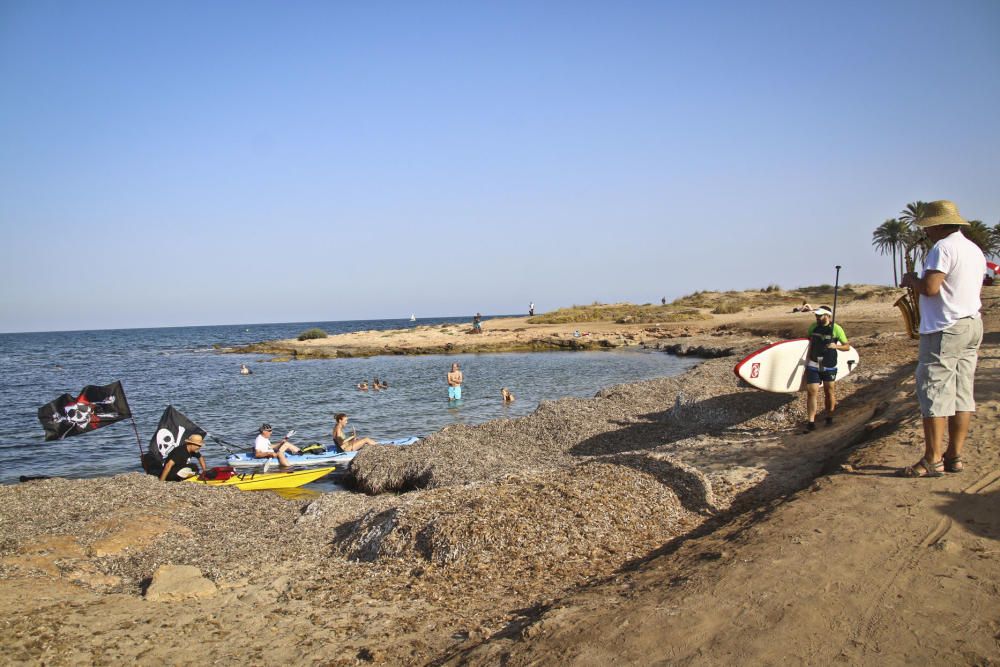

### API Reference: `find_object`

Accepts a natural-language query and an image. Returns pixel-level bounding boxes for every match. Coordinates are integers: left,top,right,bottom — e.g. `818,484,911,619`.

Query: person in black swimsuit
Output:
332,413,378,452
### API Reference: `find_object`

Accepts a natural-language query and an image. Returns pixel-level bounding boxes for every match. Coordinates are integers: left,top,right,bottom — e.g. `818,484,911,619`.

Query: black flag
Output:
148,406,207,467
37,381,132,441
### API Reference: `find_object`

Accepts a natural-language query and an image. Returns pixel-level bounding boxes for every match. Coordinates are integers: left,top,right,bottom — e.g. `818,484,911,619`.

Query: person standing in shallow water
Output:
803,306,850,432
898,200,986,478
447,363,463,401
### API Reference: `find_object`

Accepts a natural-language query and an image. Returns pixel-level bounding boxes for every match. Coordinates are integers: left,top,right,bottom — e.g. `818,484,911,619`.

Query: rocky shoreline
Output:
2,294,997,665
223,317,754,360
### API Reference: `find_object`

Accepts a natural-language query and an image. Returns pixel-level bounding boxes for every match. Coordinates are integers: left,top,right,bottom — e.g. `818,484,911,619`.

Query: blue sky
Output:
1,0,998,332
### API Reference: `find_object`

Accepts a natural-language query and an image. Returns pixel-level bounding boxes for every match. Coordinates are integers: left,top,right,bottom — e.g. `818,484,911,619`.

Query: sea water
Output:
0,317,700,488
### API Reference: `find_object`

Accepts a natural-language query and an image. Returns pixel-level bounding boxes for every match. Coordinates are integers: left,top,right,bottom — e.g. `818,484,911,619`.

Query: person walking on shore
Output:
803,306,850,432
898,200,986,477
529,302,535,316
447,363,464,401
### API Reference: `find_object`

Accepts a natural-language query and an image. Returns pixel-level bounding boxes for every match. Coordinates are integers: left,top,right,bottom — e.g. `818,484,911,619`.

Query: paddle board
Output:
733,338,859,393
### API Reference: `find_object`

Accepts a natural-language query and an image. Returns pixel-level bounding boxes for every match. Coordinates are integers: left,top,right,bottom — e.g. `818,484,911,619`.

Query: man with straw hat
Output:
898,200,986,477
159,433,208,481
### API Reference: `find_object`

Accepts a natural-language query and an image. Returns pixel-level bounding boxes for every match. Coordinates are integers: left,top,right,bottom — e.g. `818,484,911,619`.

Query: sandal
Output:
897,458,944,478
944,456,964,473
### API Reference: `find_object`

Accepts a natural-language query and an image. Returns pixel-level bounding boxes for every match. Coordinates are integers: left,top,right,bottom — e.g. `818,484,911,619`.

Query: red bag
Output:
200,466,236,481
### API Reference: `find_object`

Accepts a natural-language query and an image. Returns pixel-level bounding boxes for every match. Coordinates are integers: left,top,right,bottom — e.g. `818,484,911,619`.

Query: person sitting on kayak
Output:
333,413,378,452
160,434,208,482
254,423,300,467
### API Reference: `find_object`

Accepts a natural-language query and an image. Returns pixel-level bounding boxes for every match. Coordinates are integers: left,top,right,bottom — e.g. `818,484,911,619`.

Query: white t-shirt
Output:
919,230,986,334
254,434,273,454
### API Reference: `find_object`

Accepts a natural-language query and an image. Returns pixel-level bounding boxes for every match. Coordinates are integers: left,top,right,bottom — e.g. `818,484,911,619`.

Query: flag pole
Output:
130,417,146,471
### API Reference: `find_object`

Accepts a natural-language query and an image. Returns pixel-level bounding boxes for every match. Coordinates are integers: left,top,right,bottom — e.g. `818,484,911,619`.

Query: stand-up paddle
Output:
831,265,842,329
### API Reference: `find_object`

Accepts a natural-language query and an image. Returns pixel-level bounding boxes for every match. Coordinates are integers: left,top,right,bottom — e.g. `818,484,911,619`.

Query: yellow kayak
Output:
184,466,335,491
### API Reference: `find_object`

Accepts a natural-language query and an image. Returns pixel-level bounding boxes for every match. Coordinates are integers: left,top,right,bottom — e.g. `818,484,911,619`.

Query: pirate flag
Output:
148,406,207,467
37,381,132,441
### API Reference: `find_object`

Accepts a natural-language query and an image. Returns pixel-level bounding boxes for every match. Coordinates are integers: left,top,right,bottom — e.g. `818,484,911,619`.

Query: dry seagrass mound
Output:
330,457,714,570
0,473,313,592
349,357,809,494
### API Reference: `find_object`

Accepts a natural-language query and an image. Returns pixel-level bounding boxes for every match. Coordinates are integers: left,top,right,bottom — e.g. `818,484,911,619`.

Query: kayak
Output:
184,466,335,491
225,437,419,469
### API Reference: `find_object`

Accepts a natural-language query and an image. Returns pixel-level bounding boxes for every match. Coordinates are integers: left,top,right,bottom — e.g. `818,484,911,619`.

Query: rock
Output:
145,565,218,602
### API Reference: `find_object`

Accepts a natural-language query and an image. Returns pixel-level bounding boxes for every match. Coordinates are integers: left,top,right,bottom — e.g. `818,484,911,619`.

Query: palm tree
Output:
898,224,929,272
898,201,931,268
963,220,999,258
899,201,928,227
872,218,908,285
990,222,1000,260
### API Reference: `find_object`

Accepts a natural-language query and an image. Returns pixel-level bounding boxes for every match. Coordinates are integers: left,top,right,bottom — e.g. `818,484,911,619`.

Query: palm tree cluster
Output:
872,201,1000,286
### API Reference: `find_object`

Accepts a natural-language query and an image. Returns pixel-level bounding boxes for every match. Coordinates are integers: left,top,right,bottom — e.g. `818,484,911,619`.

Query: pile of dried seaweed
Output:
349,356,810,494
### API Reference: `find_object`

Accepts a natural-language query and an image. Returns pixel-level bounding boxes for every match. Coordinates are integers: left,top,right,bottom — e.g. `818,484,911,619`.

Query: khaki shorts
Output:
916,317,983,417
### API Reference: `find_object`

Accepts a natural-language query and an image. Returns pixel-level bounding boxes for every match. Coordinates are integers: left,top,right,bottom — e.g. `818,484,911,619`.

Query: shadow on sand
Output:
570,391,796,456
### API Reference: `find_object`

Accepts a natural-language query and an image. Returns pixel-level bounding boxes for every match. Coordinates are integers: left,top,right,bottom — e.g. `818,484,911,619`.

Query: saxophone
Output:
894,244,920,339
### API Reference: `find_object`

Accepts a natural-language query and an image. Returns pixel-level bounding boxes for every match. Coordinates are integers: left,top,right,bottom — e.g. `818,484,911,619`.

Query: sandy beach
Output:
2,287,998,666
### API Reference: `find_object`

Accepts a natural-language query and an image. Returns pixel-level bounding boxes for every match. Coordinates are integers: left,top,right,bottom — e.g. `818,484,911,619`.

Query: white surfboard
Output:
733,338,860,393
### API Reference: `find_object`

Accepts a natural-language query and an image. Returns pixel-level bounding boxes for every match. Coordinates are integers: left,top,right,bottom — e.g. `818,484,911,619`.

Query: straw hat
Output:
184,433,205,447
917,200,968,228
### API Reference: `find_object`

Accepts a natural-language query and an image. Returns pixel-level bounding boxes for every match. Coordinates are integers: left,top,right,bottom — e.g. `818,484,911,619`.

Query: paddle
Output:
826,265,852,367
831,265,842,328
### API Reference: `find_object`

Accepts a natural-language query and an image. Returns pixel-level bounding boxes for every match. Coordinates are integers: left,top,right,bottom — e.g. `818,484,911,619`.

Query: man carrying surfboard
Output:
804,306,851,432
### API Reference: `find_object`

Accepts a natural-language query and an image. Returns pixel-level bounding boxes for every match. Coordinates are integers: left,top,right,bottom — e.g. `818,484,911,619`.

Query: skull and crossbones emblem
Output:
63,399,95,430
155,427,186,458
